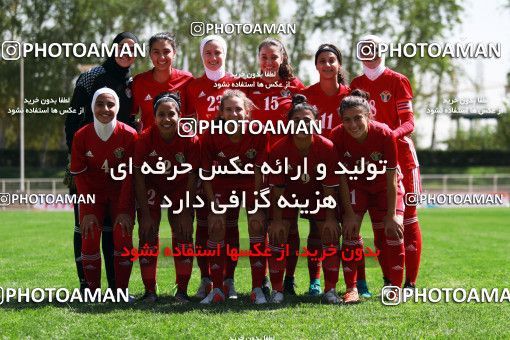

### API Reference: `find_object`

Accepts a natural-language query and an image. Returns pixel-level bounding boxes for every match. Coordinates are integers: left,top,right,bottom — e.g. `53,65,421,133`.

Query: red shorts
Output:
349,185,404,218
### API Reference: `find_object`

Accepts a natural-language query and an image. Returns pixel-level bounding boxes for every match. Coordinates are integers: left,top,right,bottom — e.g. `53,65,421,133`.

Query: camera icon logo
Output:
0,193,11,206
190,22,205,37
178,118,197,137
405,193,420,207
381,286,401,306
356,40,378,61
1,41,21,60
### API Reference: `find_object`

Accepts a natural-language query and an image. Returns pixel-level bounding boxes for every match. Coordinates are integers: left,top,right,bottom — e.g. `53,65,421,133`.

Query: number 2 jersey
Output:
134,126,200,197
350,68,418,170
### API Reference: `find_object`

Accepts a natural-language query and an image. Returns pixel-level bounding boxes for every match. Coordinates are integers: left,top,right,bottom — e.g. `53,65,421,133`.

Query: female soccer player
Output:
132,32,194,132
184,35,240,299
330,90,405,303
247,37,305,142
247,37,305,296
298,43,351,297
70,87,137,292
267,94,342,304
200,90,268,304
351,35,421,289
134,92,200,303
65,31,139,291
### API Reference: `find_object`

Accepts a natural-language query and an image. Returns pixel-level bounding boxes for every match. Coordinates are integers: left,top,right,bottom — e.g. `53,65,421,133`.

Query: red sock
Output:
268,243,286,292
384,237,405,287
113,223,133,290
285,227,299,278
307,227,322,281
81,225,102,290
373,225,389,279
174,241,194,292
356,235,366,281
341,237,363,290
208,239,225,289
404,218,422,285
224,218,239,279
322,242,340,292
249,235,266,289
195,207,209,278
139,236,159,293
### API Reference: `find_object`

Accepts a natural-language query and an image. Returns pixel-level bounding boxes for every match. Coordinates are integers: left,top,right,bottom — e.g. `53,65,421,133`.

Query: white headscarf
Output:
359,34,386,81
200,35,227,81
91,87,119,141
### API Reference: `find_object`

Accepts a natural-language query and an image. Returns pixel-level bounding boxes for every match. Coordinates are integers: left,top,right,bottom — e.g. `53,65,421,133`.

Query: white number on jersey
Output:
320,113,333,130
264,96,278,110
207,95,223,112
369,99,377,116
101,159,109,173
147,189,156,205
350,189,356,205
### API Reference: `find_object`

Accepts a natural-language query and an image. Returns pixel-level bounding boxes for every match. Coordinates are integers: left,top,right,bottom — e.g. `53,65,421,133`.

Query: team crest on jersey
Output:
370,152,383,162
344,151,351,158
218,151,226,158
149,150,158,157
301,173,310,183
233,157,243,168
144,94,152,101
175,152,185,163
113,148,125,159
281,89,291,97
380,91,391,102
86,151,94,158
246,149,257,159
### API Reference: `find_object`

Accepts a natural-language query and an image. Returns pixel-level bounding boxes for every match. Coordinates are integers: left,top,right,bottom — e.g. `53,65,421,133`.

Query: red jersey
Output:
246,77,305,145
132,68,194,131
268,134,339,197
301,83,350,139
330,120,398,192
70,122,137,211
350,68,418,169
134,126,200,194
184,73,237,121
201,124,268,189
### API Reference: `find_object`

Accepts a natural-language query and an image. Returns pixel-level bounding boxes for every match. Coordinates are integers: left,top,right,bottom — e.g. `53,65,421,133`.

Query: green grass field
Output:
1,208,509,338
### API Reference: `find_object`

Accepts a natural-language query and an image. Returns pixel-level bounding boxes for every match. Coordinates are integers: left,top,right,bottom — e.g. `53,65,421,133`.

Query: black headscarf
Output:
102,32,140,81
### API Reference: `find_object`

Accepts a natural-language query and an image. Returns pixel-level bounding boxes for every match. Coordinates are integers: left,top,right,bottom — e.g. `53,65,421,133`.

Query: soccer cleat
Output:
343,289,360,304
223,278,238,299
200,287,225,304
250,287,268,304
357,279,373,298
262,276,271,301
195,277,213,299
175,290,191,303
308,279,322,296
404,282,416,289
270,291,284,304
140,291,158,303
283,276,297,296
322,288,341,304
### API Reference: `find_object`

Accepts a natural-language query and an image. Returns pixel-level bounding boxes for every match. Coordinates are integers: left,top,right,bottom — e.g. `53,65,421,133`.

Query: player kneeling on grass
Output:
200,90,268,304
330,90,405,304
134,92,200,303
267,94,342,304
70,88,137,295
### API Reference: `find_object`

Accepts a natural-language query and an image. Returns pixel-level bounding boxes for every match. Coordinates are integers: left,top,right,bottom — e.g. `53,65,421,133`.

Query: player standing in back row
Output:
350,35,422,288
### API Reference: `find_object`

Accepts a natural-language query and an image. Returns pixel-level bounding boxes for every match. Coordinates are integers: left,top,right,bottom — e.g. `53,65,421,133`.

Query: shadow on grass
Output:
0,292,371,314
